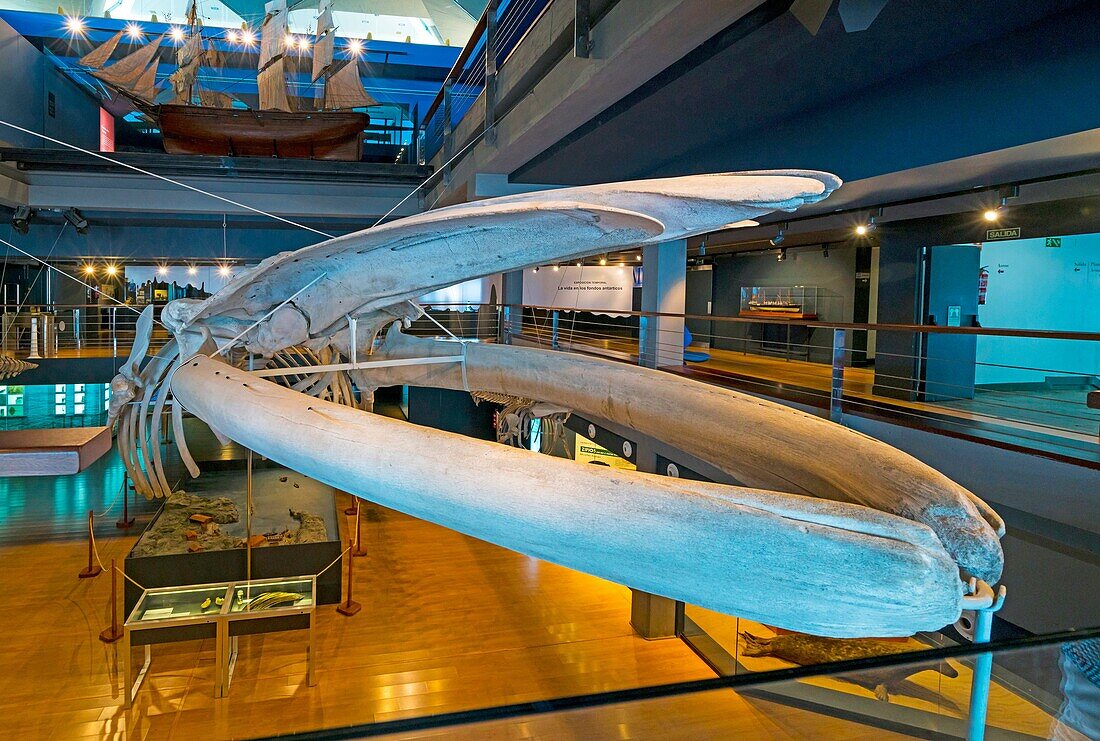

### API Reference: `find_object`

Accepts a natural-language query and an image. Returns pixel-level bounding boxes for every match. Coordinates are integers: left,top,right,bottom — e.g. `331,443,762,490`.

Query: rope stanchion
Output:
116,478,135,529
99,559,123,643
336,539,362,617
352,499,368,558
78,510,102,579
343,492,357,516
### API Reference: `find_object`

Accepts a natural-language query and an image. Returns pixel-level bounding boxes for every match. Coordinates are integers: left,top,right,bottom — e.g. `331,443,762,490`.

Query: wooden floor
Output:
0,477,939,740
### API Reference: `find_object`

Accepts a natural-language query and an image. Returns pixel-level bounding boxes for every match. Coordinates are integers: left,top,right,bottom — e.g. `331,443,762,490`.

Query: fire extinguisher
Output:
978,266,989,306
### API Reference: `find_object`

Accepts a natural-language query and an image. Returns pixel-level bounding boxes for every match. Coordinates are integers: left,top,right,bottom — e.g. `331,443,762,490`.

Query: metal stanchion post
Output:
966,582,1007,741
352,498,367,557
336,541,362,616
99,559,123,643
28,316,41,359
116,477,135,529
78,510,102,578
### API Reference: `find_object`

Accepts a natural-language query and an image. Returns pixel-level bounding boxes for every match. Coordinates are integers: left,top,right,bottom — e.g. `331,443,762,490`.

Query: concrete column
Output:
499,269,523,343
639,240,686,369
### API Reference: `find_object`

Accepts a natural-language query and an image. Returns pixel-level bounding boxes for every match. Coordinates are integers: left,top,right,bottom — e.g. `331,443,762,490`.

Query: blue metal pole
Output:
966,602,996,740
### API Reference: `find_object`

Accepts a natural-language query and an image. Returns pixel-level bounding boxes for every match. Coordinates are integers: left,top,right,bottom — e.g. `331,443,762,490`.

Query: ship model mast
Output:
78,0,377,160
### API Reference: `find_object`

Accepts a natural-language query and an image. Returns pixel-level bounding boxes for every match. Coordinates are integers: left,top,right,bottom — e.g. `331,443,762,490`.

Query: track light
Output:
552,265,559,271
855,209,881,237
63,207,88,234
170,26,185,42
240,29,256,45
64,16,85,35
11,205,34,235
157,266,168,276
599,256,607,265
777,248,787,262
218,264,231,277
769,222,788,247
347,39,364,56
532,266,539,273
82,264,96,276
635,254,641,261
104,264,118,276
226,29,240,43
125,23,143,39
188,265,197,276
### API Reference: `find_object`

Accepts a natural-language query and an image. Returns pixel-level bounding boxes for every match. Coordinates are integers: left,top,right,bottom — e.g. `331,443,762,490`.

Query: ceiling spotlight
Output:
635,254,641,261
218,264,231,277
347,38,364,56
855,224,868,236
62,207,89,234
188,265,197,276
532,266,539,273
777,248,787,262
11,205,34,235
104,264,118,276
125,23,143,39
285,34,296,47
157,266,168,276
575,262,582,267
170,26,185,42
226,29,240,43
552,265,559,271
599,256,607,265
64,16,85,35
297,37,310,49
82,264,96,276
983,208,1000,222
240,29,255,45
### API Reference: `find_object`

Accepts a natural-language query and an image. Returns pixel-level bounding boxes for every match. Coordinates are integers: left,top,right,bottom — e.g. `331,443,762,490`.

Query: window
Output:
74,384,86,416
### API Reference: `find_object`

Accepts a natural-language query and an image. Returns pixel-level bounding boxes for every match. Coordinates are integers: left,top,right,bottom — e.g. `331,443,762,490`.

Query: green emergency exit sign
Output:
1045,237,1062,248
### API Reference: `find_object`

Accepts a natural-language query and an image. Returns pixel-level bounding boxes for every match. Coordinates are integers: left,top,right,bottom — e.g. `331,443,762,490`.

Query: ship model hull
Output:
157,105,369,161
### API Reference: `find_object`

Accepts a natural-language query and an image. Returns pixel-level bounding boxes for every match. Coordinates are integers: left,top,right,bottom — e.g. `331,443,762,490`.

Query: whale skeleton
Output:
112,170,1005,637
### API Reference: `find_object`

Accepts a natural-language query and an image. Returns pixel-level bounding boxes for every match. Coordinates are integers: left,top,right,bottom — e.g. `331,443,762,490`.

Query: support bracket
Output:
575,0,592,58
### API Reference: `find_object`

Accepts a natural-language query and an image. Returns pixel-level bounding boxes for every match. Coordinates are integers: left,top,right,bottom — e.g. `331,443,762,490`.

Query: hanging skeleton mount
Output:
115,170,1006,638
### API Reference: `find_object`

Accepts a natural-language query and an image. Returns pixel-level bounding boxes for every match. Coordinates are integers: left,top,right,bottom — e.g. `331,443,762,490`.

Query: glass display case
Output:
228,576,314,615
739,286,821,319
122,575,318,706
130,583,232,624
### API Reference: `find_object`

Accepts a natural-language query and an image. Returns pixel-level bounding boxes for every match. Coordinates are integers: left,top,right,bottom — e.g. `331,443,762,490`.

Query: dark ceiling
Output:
513,0,1096,186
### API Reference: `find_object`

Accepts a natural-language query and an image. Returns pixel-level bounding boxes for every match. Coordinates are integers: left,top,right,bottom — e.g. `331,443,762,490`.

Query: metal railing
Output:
418,0,556,165
412,302,1100,460
1,303,172,359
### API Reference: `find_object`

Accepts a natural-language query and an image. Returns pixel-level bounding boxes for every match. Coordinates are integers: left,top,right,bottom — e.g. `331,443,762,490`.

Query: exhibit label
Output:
522,265,634,315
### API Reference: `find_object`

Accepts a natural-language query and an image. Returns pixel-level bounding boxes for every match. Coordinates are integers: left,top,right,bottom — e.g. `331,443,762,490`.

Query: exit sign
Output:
1045,237,1062,248
986,227,1021,241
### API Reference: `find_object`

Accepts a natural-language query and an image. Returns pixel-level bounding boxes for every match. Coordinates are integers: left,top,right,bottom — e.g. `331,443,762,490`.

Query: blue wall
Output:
976,233,1100,385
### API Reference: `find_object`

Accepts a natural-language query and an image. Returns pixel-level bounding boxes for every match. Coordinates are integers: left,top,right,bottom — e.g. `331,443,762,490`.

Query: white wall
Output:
975,233,1100,385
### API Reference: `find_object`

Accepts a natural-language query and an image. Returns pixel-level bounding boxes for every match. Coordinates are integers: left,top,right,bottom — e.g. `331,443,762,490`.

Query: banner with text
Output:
522,266,634,315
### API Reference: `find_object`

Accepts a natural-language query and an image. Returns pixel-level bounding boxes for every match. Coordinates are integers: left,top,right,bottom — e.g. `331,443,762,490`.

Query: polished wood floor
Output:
0,475,943,741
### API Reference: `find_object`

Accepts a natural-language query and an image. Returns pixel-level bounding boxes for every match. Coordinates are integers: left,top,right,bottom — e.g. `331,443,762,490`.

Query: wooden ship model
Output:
80,0,376,160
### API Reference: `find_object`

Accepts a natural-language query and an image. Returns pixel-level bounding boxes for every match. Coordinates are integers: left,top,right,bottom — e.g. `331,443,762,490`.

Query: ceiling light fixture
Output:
105,264,118,276
63,207,89,234
82,264,96,276
599,256,607,265
347,39,364,56
11,205,34,235
777,248,787,262
226,29,240,43
635,254,641,261
552,265,559,271
157,266,168,276
187,265,197,276
218,264,231,277
64,16,85,35
125,23,143,39
240,29,255,45
170,26,185,42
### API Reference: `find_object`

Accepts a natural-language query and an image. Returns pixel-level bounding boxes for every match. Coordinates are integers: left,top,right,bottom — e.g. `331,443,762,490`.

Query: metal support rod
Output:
78,510,102,578
246,448,253,583
347,315,358,365
830,327,846,423
575,0,592,58
551,309,560,350
484,0,499,145
965,583,1006,741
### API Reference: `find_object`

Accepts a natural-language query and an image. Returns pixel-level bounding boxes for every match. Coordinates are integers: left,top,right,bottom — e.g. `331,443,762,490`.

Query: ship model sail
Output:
80,0,376,161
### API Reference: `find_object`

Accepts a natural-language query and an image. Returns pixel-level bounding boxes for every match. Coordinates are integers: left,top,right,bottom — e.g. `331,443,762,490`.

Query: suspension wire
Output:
0,118,336,239
0,236,170,328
